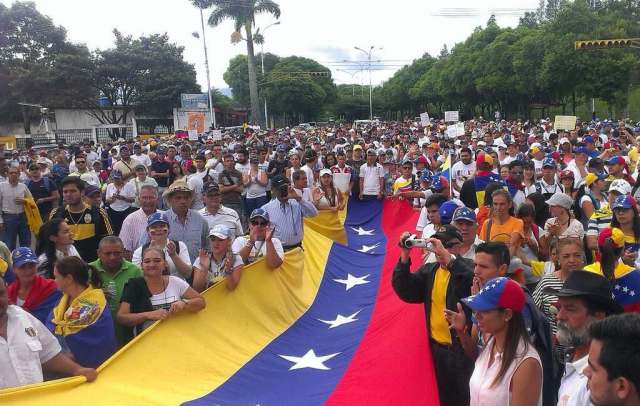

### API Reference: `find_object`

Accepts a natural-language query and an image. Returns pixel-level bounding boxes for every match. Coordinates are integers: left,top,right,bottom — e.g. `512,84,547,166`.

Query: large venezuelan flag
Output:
0,199,438,405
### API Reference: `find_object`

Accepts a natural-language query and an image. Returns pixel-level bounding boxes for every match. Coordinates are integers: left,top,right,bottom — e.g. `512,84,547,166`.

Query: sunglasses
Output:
251,221,268,226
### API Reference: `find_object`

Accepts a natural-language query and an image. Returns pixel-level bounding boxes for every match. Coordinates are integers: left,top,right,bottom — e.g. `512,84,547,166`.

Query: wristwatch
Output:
445,255,457,270
181,298,190,305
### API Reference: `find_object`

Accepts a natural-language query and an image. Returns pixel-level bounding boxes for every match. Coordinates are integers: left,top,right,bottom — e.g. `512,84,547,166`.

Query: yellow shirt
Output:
430,267,452,345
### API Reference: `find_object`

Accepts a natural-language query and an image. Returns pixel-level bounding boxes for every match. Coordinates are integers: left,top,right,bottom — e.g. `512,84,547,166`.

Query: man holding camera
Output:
392,225,475,406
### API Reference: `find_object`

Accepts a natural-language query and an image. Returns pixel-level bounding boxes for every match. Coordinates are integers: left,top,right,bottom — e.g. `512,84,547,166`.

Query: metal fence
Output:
54,129,93,145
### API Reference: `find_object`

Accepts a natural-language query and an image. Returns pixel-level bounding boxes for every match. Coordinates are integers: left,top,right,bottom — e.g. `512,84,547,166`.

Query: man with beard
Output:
450,147,475,196
544,271,623,406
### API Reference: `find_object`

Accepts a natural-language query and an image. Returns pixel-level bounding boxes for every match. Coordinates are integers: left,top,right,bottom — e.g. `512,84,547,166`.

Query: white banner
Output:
444,111,459,123
332,173,351,194
420,112,430,126
188,130,198,141
554,115,577,131
211,130,222,141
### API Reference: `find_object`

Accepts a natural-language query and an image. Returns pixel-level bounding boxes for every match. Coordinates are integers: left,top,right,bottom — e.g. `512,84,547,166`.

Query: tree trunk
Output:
244,21,261,126
22,107,31,135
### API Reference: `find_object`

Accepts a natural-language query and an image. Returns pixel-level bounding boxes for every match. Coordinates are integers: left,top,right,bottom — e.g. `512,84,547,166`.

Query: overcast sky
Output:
3,0,540,91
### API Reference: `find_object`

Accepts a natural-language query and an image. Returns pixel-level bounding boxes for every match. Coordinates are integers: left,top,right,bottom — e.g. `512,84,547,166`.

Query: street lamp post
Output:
336,69,362,96
196,8,216,129
260,21,280,129
354,45,382,121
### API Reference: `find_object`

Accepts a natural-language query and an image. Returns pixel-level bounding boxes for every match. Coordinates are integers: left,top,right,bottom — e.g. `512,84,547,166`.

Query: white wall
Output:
55,109,136,129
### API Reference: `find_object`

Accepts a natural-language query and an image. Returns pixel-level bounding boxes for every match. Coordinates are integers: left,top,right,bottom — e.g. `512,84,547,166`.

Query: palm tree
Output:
193,0,280,125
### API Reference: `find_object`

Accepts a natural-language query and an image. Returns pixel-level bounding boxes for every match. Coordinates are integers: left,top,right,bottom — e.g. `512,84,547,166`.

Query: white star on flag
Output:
318,310,361,329
623,286,629,293
631,290,636,296
357,243,380,253
615,284,621,290
278,349,340,371
334,274,370,290
350,226,375,236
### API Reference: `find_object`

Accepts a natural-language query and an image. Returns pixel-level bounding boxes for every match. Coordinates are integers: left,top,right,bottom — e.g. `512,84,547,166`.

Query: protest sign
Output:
444,111,459,123
554,115,577,131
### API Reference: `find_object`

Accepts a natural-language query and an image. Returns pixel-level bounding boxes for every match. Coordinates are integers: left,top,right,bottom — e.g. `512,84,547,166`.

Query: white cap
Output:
319,168,332,177
559,137,570,144
609,179,632,196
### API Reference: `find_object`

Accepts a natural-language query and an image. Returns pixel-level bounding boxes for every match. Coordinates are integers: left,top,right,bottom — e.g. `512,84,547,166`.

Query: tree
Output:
223,52,280,107
264,56,336,124
90,30,200,138
201,0,281,124
0,2,95,132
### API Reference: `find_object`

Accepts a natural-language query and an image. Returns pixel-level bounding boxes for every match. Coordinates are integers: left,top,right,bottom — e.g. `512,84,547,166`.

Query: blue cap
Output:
605,156,625,166
438,201,459,225
542,158,556,168
452,206,476,223
420,169,433,182
461,277,526,312
111,169,123,179
147,212,169,227
612,195,635,210
209,224,231,239
575,146,589,155
583,136,595,144
12,247,39,268
250,208,270,222
276,144,286,153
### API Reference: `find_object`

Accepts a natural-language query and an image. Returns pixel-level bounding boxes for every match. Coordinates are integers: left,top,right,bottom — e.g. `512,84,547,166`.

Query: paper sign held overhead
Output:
444,111,459,123
211,130,222,141
420,112,430,126
188,130,198,141
554,115,577,131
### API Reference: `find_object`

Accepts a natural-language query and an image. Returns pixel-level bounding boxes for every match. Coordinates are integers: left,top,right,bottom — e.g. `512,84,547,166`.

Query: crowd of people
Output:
0,117,639,406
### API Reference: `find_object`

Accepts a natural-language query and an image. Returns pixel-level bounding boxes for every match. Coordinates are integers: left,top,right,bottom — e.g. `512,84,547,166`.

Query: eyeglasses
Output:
251,221,268,226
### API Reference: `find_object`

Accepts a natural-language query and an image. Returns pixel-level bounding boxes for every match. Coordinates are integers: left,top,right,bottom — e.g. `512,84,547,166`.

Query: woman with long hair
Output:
525,192,551,229
118,246,205,336
539,193,584,258
609,195,640,267
522,161,536,196
168,161,186,185
47,256,117,368
464,277,543,406
575,172,607,227
36,218,81,278
558,170,576,199
324,152,337,169
314,169,345,211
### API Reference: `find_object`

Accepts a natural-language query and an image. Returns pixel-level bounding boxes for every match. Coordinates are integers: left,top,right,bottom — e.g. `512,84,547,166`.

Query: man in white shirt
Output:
359,149,384,200
450,147,475,195
132,143,152,167
292,169,313,203
0,279,97,389
83,142,100,165
198,183,244,237
232,208,284,269
69,155,101,187
301,149,318,187
546,271,622,406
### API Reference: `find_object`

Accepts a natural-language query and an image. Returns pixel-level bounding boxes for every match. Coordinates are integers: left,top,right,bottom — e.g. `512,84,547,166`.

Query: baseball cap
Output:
452,206,476,223
417,155,428,164
583,136,595,144
276,144,287,153
209,224,231,240
542,158,556,168
204,183,220,195
438,201,459,225
134,164,146,171
612,195,635,210
353,144,363,151
366,148,377,155
461,277,526,312
584,172,607,186
530,146,541,155
476,152,494,167
271,175,290,188
608,179,632,196
319,168,332,177
12,247,39,268
111,169,123,179
574,146,589,155
432,224,463,247
420,170,433,183
84,184,101,197
559,170,574,180
147,212,169,227
250,208,270,222
430,176,449,192
545,193,574,210
559,137,570,144
605,156,625,166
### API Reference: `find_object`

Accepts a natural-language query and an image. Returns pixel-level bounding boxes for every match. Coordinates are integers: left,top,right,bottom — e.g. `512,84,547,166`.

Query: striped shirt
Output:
261,197,318,247
586,205,612,237
119,208,164,254
532,273,563,335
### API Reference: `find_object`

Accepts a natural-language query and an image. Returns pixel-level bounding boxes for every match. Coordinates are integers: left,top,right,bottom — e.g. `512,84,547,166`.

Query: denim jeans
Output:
245,195,269,218
1,213,31,251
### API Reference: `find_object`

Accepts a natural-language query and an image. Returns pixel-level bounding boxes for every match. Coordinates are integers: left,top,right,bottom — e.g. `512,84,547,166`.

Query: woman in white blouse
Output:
462,277,542,406
132,213,192,280
314,169,345,211
36,218,81,278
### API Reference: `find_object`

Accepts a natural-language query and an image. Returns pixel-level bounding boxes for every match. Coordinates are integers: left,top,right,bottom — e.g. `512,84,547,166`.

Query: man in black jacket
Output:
392,225,474,406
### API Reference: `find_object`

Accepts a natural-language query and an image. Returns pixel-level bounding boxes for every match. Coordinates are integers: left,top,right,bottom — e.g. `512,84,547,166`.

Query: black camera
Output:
279,184,289,196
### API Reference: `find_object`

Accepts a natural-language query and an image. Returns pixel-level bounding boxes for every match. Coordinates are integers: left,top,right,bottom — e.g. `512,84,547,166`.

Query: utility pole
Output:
198,7,216,129
355,45,382,120
259,22,280,129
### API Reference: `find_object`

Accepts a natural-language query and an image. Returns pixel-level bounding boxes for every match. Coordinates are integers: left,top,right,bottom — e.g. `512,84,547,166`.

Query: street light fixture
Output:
354,45,382,121
336,69,362,96
259,21,280,129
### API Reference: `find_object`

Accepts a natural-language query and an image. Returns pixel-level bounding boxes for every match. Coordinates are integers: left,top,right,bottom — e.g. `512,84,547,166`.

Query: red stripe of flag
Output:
326,199,440,406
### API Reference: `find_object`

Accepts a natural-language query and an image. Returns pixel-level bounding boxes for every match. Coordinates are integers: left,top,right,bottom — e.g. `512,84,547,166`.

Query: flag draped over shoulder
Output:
1,200,438,406
46,287,116,369
7,276,61,325
474,170,504,207
23,197,42,235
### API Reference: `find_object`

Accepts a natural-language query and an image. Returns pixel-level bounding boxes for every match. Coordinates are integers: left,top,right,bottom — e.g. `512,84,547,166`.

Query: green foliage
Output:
222,52,280,107
378,0,640,119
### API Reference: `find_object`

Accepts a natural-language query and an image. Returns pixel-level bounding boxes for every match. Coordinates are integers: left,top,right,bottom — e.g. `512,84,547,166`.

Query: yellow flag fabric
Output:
304,209,348,245
24,197,42,235
0,256,7,276
0,218,335,405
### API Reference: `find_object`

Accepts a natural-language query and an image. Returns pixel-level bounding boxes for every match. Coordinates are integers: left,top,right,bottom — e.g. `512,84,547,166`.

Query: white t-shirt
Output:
301,165,315,187
187,174,204,210
132,241,191,279
133,153,152,167
451,161,476,189
193,252,243,287
149,276,190,310
359,163,384,195
105,182,136,212
231,236,284,263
